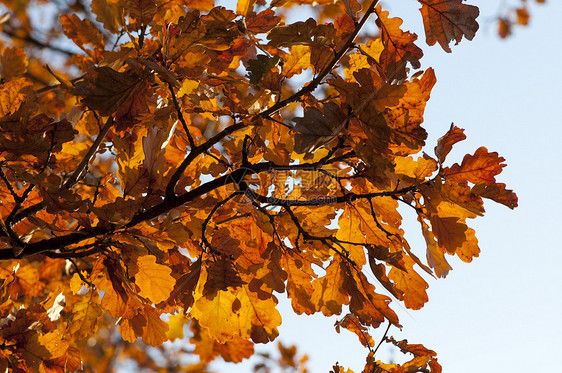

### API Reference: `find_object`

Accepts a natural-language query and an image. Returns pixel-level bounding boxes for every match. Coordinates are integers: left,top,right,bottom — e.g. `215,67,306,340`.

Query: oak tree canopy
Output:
0,0,537,371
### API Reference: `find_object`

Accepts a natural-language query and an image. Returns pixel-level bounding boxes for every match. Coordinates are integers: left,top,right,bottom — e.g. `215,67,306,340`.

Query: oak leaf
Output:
335,313,374,348
60,14,105,53
72,66,149,117
472,182,518,209
90,0,124,33
135,255,176,304
443,146,506,185
376,6,423,78
282,45,312,79
419,0,480,52
69,290,102,337
246,9,281,34
388,255,429,310
434,124,466,164
311,257,350,316
236,0,256,17
0,47,28,82
292,102,347,153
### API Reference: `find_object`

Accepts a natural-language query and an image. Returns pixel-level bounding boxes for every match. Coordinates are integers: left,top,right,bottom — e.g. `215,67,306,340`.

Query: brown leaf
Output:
376,6,423,79
419,0,480,52
246,9,281,34
335,313,374,348
434,124,466,164
471,182,518,209
292,102,347,153
72,66,148,116
429,215,467,253
0,47,28,82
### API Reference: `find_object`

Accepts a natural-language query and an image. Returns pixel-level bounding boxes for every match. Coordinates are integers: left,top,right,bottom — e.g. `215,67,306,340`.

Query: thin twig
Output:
168,81,195,148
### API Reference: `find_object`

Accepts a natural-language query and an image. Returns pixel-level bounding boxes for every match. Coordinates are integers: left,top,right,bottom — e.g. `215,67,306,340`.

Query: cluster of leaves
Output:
0,0,522,372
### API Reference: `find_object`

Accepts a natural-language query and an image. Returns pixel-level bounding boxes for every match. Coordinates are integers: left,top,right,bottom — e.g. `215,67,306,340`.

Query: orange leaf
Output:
69,291,102,337
90,0,123,33
185,0,215,11
419,0,480,52
472,182,518,209
311,256,350,316
376,6,423,78
0,47,28,82
434,124,466,163
0,78,33,117
388,255,429,310
282,45,312,79
143,305,169,346
516,7,530,25
60,14,105,52
246,9,280,34
191,320,254,363
236,0,256,17
443,146,506,185
420,217,452,278
335,313,374,348
135,255,176,304
191,270,281,343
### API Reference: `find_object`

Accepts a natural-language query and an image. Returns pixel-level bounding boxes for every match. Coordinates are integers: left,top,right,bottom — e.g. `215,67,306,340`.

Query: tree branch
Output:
257,0,381,120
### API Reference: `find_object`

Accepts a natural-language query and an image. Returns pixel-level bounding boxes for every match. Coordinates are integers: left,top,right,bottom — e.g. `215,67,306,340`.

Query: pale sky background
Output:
213,0,562,372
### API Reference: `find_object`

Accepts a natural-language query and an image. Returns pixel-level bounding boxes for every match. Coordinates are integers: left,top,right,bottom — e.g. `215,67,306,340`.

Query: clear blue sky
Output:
214,0,562,372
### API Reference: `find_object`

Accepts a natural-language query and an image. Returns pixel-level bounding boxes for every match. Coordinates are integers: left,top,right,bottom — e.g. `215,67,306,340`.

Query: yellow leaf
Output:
69,273,84,294
344,40,383,81
311,256,349,316
167,313,187,341
282,45,312,79
185,0,215,11
191,283,281,344
69,291,102,337
394,156,438,180
135,255,176,304
236,0,257,17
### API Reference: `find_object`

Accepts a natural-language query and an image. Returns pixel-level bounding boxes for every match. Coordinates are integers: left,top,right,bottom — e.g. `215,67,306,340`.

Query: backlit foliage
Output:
0,0,527,371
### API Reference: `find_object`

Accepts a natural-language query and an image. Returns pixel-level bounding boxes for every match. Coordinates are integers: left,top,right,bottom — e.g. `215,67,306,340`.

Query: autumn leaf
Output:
0,47,28,82
247,55,281,85
434,124,466,164
311,256,350,316
335,313,374,348
69,290,102,337
236,0,256,17
0,78,32,117
282,45,312,79
292,102,348,153
191,285,281,344
90,0,123,33
376,6,423,79
60,14,105,53
135,255,176,304
443,146,506,185
72,66,149,116
419,0,480,52
246,9,281,34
